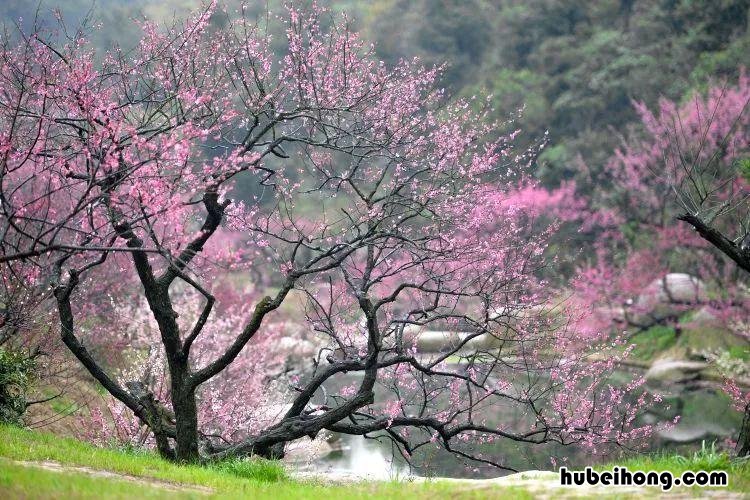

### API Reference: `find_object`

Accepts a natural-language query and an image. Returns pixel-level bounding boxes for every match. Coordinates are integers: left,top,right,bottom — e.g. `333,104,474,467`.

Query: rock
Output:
595,305,626,324
407,304,564,354
680,326,748,358
644,359,707,384
628,273,707,327
641,413,658,425
646,273,707,303
689,306,722,327
275,336,319,363
400,325,423,345
413,330,512,353
255,403,293,422
492,470,560,484
283,436,337,462
414,330,463,352
324,431,342,445
464,332,506,350
658,423,731,444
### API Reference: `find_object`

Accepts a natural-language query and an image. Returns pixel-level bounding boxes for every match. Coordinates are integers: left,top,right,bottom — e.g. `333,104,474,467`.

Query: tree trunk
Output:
738,403,750,456
172,382,200,462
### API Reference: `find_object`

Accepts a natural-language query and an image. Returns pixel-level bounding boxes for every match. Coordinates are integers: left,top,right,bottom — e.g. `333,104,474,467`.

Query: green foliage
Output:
465,69,549,132
602,442,750,492
613,441,736,474
677,326,748,353
630,325,678,361
0,348,35,425
728,346,750,361
737,158,750,183
678,311,696,324
671,442,732,471
3,0,747,193
0,462,196,500
5,425,746,496
358,0,494,91
352,0,750,189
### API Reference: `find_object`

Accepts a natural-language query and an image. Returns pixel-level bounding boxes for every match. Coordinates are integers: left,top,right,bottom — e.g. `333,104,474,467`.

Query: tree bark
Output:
54,271,179,459
677,213,750,273
172,382,200,462
738,404,750,456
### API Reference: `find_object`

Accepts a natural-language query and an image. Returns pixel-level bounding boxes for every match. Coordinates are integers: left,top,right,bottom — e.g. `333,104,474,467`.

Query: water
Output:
286,369,743,480
288,434,411,480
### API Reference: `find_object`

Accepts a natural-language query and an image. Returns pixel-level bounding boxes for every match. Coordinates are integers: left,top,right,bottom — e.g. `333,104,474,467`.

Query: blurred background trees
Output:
353,0,750,188
4,0,747,191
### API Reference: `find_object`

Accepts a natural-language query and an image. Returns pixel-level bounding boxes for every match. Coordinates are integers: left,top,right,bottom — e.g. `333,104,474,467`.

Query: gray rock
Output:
277,336,318,361
644,359,708,384
628,273,707,326
658,423,731,443
414,330,463,352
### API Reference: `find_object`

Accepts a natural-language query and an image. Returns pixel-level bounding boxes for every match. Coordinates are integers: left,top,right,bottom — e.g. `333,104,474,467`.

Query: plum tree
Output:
0,3,652,464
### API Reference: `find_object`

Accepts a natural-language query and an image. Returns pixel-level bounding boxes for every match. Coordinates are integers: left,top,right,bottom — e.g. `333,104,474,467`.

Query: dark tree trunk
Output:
53,271,183,460
172,382,200,462
738,404,750,457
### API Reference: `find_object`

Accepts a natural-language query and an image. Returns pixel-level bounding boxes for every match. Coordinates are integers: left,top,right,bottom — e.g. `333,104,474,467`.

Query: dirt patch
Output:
4,459,214,495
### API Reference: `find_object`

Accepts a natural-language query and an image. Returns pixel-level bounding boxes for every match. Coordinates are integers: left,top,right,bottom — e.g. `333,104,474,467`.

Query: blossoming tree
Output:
573,73,750,454
0,4,651,464
650,74,750,455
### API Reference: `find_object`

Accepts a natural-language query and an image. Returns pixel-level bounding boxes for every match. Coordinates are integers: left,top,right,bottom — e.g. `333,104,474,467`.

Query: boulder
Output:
678,306,749,358
688,306,723,327
658,423,732,444
464,332,506,350
414,330,463,352
628,273,707,327
644,359,707,384
414,330,512,353
400,324,423,345
646,273,708,303
283,436,338,462
276,336,319,362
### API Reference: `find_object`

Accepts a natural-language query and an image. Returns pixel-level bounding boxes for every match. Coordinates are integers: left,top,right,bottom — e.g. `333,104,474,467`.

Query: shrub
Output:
0,348,35,424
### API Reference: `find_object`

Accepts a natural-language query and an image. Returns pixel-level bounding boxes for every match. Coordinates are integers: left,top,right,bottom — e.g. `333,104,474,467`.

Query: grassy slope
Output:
2,425,749,499
0,425,528,499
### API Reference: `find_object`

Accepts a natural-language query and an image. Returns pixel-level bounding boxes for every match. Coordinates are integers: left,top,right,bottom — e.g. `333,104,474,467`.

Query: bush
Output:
0,348,35,424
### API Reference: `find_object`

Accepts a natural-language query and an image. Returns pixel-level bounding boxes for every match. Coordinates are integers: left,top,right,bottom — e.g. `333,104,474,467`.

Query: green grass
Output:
208,455,286,482
47,394,79,415
0,424,527,499
728,345,750,361
629,319,750,362
0,461,200,499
